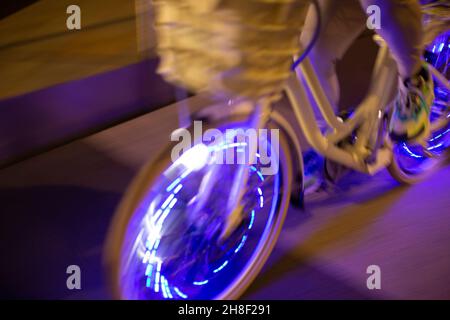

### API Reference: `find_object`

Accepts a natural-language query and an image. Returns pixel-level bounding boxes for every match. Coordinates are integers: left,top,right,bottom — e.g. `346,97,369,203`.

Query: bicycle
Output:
104,0,450,299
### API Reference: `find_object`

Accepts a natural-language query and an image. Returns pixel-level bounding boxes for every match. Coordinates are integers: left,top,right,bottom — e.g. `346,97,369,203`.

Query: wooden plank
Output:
0,0,151,99
0,0,177,167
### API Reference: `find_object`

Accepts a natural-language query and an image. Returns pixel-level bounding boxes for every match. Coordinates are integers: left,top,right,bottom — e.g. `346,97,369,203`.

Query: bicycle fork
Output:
219,97,274,241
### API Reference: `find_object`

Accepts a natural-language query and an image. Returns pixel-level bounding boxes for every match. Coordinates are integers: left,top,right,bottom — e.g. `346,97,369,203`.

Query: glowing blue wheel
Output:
105,121,293,299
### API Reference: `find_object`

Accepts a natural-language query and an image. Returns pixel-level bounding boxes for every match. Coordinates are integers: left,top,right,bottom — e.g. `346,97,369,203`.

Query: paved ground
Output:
0,96,449,300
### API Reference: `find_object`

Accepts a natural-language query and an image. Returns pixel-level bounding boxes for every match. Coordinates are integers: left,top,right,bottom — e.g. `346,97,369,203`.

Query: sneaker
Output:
389,64,435,144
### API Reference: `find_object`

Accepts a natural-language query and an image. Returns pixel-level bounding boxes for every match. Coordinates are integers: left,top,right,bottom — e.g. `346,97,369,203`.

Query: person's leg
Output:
300,0,367,109
299,0,367,188
359,0,433,143
359,0,423,79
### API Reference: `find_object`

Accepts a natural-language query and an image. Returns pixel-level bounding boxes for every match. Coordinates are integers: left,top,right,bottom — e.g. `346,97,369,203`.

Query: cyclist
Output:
301,0,434,143
153,0,435,188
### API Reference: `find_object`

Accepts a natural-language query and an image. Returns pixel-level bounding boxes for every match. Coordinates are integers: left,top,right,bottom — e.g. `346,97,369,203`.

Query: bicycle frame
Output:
215,37,398,232
244,36,397,176
286,40,395,174
200,32,450,227
251,36,450,175
188,6,450,233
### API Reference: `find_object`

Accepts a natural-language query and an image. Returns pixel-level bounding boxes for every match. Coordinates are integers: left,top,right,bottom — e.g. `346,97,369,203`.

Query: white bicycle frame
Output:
249,36,450,175
285,36,395,175
183,4,450,234
219,34,450,229
214,36,400,236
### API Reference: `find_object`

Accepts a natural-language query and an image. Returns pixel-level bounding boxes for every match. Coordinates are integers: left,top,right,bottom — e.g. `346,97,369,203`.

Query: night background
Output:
0,0,449,300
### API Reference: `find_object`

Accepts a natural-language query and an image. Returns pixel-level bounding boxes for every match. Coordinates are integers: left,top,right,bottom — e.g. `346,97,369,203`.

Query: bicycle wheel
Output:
104,119,292,300
388,30,450,184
